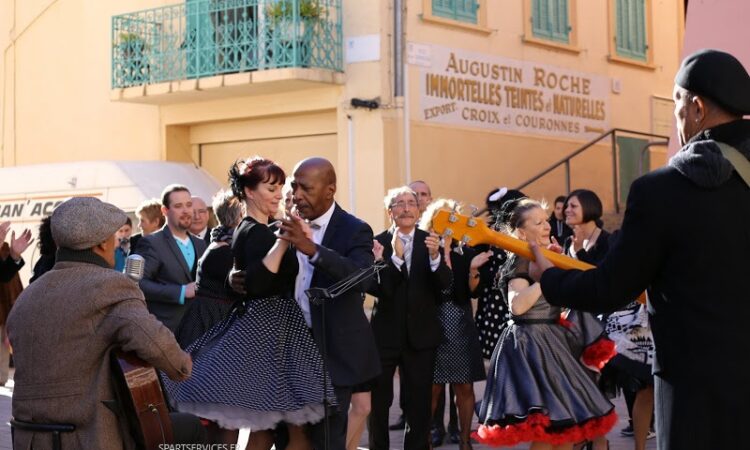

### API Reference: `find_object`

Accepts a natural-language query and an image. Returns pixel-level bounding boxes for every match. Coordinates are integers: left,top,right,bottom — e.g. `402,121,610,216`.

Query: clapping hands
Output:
0,221,34,261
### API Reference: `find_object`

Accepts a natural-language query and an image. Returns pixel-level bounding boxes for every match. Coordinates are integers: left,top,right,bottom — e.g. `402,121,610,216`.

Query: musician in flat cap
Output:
7,197,205,449
529,48,750,450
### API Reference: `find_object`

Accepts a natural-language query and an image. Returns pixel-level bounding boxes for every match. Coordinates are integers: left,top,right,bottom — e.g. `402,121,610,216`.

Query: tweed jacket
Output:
7,255,191,450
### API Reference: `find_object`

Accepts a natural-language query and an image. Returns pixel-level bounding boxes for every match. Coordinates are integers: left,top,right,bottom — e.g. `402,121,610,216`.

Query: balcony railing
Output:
112,0,343,89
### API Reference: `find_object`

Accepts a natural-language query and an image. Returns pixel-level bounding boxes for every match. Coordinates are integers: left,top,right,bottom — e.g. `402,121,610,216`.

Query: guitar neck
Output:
480,228,595,271
479,226,647,304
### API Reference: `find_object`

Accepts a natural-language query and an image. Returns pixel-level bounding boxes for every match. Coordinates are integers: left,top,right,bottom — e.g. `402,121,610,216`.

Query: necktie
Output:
400,234,413,274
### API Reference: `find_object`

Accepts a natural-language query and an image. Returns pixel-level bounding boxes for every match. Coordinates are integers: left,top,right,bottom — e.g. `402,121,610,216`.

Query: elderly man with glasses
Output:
367,186,452,450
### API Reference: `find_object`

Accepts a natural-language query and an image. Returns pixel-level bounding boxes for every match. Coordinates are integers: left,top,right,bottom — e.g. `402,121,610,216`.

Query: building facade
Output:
1,0,685,229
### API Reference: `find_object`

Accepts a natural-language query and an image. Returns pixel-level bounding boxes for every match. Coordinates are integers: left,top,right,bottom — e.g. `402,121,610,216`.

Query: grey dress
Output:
474,257,616,447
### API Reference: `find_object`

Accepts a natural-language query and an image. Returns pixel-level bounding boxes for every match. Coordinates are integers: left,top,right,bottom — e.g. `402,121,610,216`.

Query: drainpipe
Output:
394,0,403,97
394,0,411,183
347,114,356,214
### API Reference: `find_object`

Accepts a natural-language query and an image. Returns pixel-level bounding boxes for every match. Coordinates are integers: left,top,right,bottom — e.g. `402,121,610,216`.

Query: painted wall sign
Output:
415,43,610,139
0,193,102,223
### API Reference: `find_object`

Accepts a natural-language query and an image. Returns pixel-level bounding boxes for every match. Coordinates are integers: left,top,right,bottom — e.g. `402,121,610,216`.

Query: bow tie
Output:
308,222,322,230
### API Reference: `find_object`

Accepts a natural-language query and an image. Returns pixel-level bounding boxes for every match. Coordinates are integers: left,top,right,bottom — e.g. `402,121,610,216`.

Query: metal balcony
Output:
111,0,343,89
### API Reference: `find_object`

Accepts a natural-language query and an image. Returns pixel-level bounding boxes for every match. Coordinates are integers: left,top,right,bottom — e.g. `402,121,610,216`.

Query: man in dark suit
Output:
135,185,207,332
279,157,381,450
529,49,750,450
367,186,451,450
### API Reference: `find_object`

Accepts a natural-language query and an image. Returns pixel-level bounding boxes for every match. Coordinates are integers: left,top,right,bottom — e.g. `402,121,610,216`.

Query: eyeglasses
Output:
390,200,418,209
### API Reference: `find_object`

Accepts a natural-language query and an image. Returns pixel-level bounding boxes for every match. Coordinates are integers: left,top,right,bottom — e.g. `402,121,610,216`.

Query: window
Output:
531,0,570,43
615,0,648,61
432,0,479,24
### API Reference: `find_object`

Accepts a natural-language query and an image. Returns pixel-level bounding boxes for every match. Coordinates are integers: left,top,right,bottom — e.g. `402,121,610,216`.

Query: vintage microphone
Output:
124,254,146,282
305,261,388,450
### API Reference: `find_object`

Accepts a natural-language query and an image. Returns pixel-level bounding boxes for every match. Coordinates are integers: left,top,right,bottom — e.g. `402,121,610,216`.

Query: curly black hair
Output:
37,215,57,256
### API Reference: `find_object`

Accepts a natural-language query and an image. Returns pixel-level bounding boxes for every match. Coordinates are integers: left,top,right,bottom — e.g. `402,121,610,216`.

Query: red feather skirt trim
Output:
581,337,617,371
472,410,617,447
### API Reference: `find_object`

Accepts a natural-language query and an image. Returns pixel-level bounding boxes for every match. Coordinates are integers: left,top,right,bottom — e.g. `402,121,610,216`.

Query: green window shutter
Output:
616,0,647,61
532,0,570,43
432,0,479,24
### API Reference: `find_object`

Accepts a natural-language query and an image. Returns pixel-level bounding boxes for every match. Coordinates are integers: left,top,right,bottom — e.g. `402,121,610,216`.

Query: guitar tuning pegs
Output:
470,205,479,216
442,229,454,238
454,241,464,255
461,235,472,246
439,236,445,248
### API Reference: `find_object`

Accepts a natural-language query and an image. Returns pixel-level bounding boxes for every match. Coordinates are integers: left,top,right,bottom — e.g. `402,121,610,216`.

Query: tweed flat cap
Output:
675,49,750,115
51,197,127,250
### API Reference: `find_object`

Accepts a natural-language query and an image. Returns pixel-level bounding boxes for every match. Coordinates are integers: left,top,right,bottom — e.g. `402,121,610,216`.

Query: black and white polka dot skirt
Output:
433,300,486,384
163,296,336,431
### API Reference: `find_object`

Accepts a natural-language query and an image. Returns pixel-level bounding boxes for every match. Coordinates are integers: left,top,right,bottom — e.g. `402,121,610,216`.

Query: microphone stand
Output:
305,261,387,450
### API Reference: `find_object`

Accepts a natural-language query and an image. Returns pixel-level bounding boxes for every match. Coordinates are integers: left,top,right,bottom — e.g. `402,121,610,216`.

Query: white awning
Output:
0,160,223,223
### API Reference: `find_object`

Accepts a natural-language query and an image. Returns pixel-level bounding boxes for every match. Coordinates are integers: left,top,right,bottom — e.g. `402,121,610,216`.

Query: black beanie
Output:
674,49,750,116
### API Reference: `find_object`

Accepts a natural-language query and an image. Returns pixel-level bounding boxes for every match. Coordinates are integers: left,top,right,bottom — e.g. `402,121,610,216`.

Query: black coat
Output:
540,119,750,450
564,228,613,265
0,256,23,283
368,228,452,351
307,204,381,387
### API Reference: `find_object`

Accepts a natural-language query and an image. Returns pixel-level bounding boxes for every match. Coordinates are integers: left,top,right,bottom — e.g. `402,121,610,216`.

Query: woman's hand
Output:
547,236,563,254
469,250,492,281
470,250,492,271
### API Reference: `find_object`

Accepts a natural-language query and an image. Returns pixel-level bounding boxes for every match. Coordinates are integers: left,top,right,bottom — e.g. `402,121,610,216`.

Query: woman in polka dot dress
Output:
422,200,486,450
474,188,527,359
164,157,335,449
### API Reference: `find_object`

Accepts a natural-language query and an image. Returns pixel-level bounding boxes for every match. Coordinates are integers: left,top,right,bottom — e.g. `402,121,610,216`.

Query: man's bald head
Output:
409,180,432,214
291,157,337,220
294,157,337,186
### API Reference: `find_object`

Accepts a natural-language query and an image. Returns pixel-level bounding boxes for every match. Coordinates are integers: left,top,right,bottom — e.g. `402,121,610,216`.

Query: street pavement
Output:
0,368,655,450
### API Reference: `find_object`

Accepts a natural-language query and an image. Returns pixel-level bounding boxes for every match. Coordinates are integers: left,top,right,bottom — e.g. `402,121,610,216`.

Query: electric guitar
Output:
430,209,646,303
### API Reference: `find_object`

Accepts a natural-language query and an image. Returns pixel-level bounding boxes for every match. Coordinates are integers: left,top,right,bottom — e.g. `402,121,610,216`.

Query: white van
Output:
0,160,223,283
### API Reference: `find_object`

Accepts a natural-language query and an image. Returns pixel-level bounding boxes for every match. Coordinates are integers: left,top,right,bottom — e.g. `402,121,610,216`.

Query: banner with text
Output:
413,43,610,139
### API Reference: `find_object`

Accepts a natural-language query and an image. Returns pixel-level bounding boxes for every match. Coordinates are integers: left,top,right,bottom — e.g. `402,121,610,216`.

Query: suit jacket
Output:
368,228,452,351
540,119,750,450
7,253,190,450
128,233,142,254
201,227,212,246
307,204,381,387
135,226,207,332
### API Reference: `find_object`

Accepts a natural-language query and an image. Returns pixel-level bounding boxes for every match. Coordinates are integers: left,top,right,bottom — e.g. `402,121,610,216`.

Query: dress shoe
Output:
448,429,461,444
389,414,406,431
